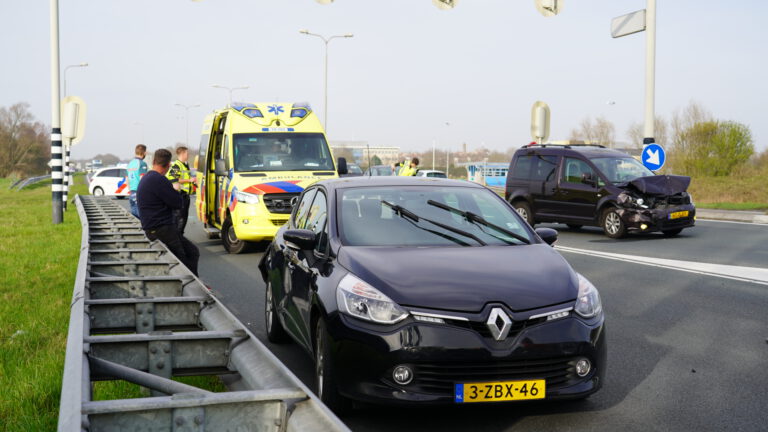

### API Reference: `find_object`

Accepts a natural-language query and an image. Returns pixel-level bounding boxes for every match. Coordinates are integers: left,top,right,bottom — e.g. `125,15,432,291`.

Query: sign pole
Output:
50,0,63,224
62,140,70,210
643,0,656,145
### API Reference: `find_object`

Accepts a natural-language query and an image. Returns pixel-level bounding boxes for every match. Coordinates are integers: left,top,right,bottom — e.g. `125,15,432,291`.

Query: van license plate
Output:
454,379,545,403
669,211,689,220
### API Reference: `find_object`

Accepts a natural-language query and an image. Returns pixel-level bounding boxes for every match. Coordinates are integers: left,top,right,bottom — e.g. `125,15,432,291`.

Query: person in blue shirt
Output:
126,144,148,218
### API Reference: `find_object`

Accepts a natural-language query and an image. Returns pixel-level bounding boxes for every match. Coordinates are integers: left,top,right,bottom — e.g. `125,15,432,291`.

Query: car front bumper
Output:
325,310,606,405
617,204,696,233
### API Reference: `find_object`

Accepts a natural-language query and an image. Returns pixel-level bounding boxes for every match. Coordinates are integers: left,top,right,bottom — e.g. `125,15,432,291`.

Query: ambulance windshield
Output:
233,133,335,172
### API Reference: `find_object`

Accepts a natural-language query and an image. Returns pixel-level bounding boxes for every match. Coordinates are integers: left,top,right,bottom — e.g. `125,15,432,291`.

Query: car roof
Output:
418,169,445,173
515,145,631,159
316,176,485,191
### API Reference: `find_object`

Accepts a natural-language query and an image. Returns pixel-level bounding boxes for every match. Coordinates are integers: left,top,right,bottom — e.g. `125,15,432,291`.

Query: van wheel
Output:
512,201,534,226
222,217,251,254
662,228,683,237
601,208,626,239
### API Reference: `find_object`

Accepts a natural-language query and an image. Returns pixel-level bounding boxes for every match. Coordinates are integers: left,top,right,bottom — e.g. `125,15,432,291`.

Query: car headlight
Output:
574,273,602,319
234,190,260,205
336,274,408,324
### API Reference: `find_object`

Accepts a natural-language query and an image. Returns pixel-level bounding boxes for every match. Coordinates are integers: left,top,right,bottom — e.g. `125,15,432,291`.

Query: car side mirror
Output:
337,157,348,175
535,227,558,246
215,159,228,176
284,229,317,250
581,172,596,186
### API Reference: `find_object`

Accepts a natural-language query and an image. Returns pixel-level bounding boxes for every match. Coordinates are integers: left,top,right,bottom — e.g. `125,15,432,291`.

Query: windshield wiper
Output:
426,200,531,245
381,201,486,246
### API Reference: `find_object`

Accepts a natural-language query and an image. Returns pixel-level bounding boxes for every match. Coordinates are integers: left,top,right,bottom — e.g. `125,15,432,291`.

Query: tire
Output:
512,201,534,226
221,216,251,254
315,318,352,413
265,280,289,343
566,224,583,230
662,228,683,237
92,186,104,196
601,207,626,239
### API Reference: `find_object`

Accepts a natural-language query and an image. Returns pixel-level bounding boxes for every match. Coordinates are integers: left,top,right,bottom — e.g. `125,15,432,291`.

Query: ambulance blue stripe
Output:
266,181,304,193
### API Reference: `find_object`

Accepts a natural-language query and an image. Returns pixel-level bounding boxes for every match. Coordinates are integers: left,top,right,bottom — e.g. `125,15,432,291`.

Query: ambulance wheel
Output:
92,187,104,196
222,217,251,254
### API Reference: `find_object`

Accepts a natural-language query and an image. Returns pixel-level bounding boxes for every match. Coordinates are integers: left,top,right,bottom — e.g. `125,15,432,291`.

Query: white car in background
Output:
88,166,129,197
416,169,447,178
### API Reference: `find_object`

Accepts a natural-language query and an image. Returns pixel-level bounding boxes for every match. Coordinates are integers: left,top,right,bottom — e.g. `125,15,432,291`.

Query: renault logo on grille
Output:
486,308,512,341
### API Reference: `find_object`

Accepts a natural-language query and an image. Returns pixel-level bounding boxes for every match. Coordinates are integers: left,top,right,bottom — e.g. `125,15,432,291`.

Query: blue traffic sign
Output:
641,143,666,171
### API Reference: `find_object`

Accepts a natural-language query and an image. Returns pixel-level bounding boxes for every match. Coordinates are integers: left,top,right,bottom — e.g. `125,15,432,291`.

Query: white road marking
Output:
555,245,768,286
697,218,768,226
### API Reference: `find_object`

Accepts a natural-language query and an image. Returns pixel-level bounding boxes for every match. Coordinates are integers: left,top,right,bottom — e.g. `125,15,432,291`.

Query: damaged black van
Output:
505,144,695,238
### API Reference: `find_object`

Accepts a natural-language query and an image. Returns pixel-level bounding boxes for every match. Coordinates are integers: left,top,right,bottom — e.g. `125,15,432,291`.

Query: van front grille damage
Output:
264,193,299,214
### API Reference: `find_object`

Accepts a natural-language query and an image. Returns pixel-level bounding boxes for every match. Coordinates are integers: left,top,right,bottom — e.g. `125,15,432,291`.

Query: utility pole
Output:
50,0,63,223
643,0,656,145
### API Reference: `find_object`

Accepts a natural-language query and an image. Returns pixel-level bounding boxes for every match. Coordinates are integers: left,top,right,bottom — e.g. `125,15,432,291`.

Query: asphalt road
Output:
119,200,768,431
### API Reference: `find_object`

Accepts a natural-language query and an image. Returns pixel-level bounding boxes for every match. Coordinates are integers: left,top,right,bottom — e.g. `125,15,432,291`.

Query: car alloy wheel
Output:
93,187,104,196
265,281,288,343
315,324,325,399
602,208,626,239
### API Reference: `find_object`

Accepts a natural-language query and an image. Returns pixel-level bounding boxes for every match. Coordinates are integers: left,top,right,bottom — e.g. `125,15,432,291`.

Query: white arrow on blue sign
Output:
641,143,666,171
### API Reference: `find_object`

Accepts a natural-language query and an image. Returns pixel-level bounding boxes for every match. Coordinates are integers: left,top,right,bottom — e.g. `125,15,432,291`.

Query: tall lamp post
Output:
63,62,88,96
50,0,63,223
299,29,353,133
174,103,200,147
212,84,249,107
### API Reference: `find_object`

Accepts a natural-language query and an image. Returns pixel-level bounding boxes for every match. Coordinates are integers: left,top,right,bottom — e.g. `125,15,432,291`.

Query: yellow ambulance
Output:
194,102,347,253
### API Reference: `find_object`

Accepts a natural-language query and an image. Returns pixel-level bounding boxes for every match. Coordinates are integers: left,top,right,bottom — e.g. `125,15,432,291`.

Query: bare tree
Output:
626,116,668,148
570,116,615,147
0,103,49,177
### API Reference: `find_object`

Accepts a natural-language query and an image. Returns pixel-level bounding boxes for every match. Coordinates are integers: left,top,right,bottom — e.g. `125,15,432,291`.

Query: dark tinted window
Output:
99,169,120,177
118,169,128,177
511,156,532,178
531,155,559,181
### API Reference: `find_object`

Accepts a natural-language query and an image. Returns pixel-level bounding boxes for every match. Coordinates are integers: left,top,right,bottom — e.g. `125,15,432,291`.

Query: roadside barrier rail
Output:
58,195,350,432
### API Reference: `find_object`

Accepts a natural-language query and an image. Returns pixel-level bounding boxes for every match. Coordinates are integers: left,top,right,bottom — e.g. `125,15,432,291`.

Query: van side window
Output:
531,156,558,181
561,158,595,184
511,156,532,178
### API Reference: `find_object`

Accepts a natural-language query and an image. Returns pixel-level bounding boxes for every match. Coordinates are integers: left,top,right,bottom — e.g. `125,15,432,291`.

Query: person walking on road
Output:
137,149,200,276
166,146,194,234
126,144,148,218
396,157,420,176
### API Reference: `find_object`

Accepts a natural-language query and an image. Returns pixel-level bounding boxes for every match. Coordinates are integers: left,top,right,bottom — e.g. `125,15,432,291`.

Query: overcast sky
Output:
1,0,766,161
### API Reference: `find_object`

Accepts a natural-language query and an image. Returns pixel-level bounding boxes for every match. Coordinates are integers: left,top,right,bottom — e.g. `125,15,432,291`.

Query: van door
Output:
529,155,560,217
553,157,599,220
208,113,227,226
197,132,211,223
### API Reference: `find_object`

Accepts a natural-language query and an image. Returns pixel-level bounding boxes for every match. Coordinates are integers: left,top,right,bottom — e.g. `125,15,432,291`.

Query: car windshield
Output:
339,186,532,247
590,156,655,183
233,133,335,172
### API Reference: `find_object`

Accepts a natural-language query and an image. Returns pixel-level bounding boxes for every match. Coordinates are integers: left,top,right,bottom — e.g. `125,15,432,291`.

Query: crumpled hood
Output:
621,174,691,196
337,244,578,312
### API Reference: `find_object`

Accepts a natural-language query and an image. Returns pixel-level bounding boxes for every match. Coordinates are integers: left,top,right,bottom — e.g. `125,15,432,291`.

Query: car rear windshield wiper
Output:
426,199,531,245
381,200,487,246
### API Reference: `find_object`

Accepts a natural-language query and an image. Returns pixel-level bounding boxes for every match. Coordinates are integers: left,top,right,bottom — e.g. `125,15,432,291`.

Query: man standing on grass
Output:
137,149,199,276
126,144,148,218
165,146,194,234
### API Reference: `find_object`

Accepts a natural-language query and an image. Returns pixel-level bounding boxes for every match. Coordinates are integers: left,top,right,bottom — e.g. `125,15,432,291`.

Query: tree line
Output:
0,103,50,178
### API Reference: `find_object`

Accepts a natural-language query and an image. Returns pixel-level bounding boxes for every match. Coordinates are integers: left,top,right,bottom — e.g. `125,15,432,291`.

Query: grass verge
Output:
0,176,222,431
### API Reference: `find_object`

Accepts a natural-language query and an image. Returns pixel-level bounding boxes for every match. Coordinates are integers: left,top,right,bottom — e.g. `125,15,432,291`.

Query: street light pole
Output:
299,29,354,133
63,62,88,96
212,84,249,107
50,0,63,224
643,0,656,145
175,103,200,147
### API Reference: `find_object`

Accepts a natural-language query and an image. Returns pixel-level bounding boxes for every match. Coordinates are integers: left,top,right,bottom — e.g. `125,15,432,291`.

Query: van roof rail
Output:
521,143,606,149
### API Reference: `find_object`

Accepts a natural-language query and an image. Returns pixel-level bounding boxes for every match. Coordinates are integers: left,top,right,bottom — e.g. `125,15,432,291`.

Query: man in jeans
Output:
126,144,148,218
165,146,194,234
137,149,200,276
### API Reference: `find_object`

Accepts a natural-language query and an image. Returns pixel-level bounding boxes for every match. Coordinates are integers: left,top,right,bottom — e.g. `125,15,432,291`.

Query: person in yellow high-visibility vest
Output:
396,157,420,176
166,146,195,234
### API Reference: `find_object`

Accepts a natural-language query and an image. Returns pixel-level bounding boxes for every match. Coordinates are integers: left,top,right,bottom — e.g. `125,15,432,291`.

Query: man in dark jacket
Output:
137,149,200,275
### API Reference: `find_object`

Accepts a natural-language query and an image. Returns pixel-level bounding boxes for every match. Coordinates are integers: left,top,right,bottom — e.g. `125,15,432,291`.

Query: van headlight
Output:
234,190,260,205
336,274,408,324
574,273,602,319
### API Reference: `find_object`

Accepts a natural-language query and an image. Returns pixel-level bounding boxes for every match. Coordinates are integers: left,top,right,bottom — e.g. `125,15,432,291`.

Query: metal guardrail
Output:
12,174,51,190
58,195,350,432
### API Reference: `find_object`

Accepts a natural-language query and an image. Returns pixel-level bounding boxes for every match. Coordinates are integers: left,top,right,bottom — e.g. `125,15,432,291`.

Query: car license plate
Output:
669,211,689,220
454,379,545,403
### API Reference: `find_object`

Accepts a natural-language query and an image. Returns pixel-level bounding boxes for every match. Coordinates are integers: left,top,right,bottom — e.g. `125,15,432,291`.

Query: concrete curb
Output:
696,208,768,224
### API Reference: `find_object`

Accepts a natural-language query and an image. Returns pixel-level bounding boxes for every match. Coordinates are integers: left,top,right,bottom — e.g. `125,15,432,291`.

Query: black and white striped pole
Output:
50,0,63,224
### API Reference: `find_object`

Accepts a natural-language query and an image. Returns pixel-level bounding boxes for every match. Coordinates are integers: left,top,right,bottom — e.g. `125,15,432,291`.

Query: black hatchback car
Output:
505,144,696,238
259,177,606,411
